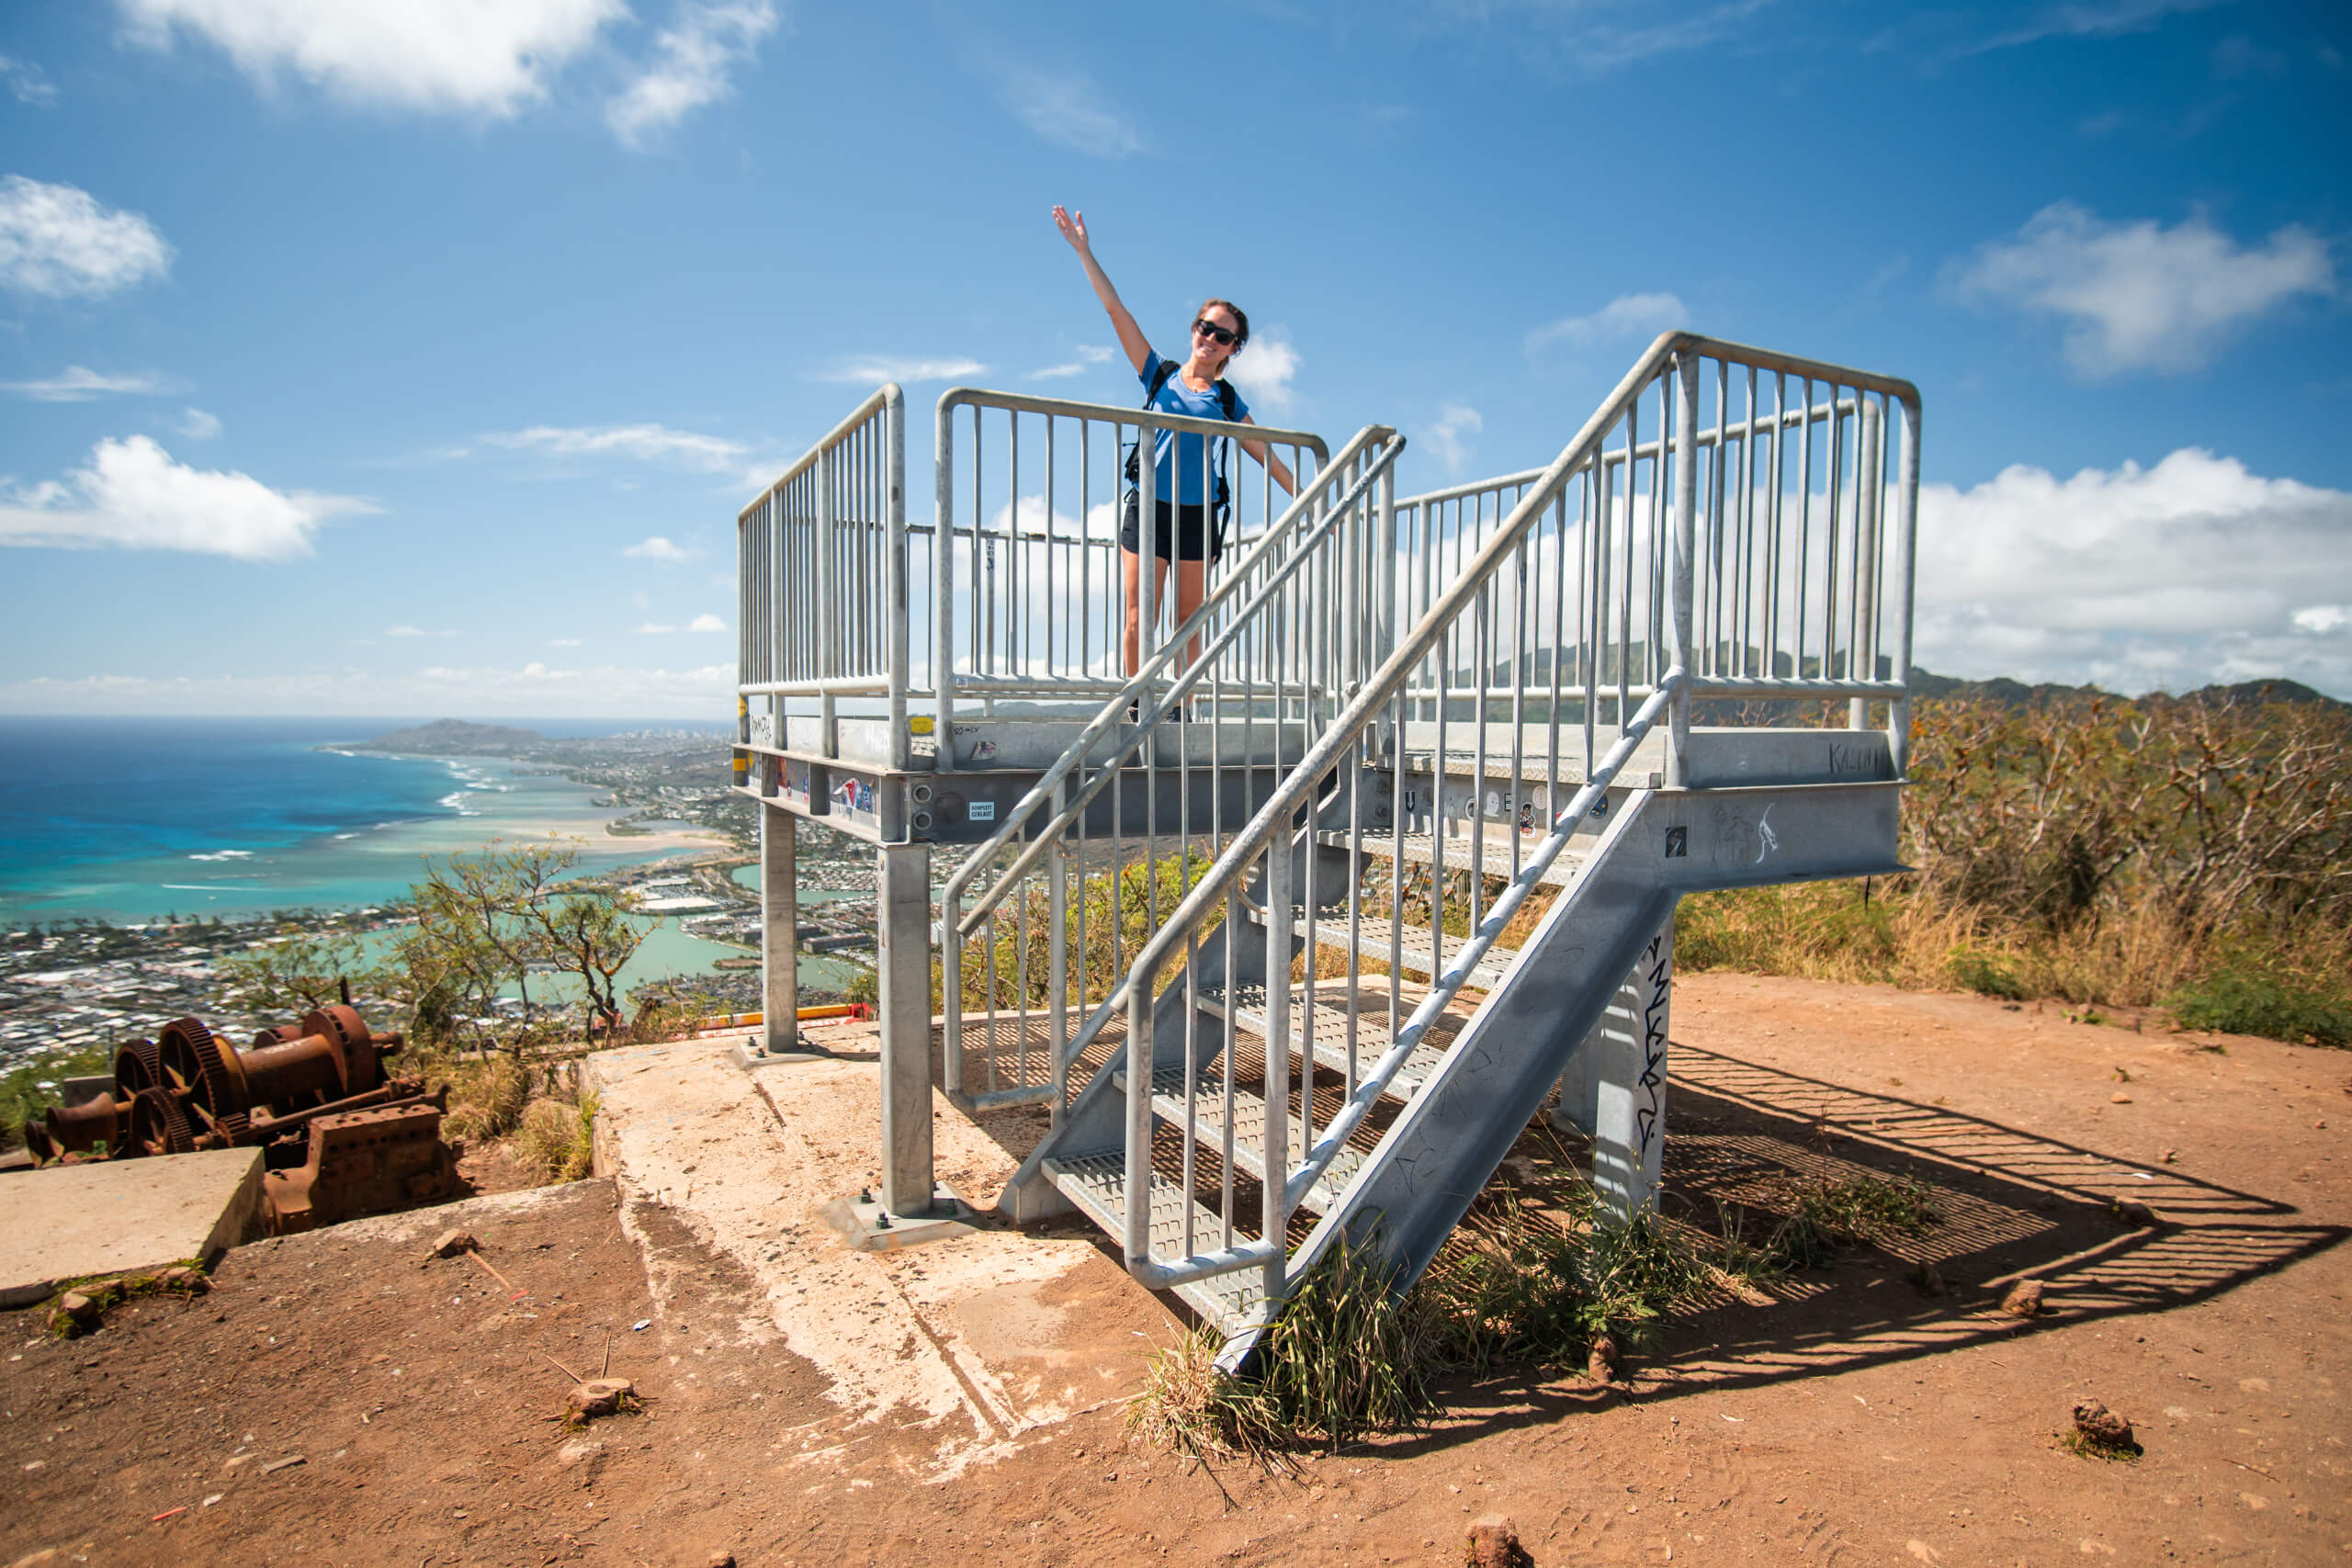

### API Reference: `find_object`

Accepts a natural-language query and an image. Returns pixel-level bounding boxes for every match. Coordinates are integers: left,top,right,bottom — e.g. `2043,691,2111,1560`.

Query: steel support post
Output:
876,841,935,1217
759,806,799,1055
1584,919,1673,1223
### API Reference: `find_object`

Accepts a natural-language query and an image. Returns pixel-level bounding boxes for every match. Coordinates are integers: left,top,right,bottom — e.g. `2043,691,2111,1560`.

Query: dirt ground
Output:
2,973,2346,1567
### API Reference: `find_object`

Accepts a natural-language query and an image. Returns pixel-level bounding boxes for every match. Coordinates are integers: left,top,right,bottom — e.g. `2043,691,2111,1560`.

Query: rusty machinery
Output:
19,1005,459,1234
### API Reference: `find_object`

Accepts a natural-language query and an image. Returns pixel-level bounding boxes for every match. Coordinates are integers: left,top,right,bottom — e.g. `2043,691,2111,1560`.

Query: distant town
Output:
0,724,883,1080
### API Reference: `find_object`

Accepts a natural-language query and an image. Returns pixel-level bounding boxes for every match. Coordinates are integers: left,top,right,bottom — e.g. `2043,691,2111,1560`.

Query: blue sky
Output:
1,0,2347,715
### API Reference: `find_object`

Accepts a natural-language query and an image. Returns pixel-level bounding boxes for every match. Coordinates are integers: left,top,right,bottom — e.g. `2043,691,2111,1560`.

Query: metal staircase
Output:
727,332,1917,1357
933,333,1922,1366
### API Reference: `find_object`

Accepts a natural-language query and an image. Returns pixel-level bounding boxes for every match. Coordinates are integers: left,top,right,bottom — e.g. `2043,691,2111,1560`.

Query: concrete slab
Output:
0,1147,265,1308
583,1032,1182,1482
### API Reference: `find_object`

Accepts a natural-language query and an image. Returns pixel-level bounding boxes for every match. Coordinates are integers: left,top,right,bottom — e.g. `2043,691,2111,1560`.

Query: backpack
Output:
1124,357,1236,541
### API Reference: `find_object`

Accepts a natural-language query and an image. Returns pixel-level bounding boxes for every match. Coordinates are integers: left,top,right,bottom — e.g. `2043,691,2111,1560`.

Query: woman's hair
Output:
1199,298,1250,351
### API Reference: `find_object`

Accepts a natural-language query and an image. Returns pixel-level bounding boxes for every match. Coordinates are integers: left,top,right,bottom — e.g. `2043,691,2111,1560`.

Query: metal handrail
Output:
736,382,908,765
939,424,1398,929
931,386,1333,742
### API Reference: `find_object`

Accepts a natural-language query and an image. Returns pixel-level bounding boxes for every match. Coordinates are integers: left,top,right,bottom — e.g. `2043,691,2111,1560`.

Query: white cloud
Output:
989,63,1142,157
0,54,58,107
1951,203,2335,376
622,535,695,561
1417,0,1770,73
386,625,454,638
818,356,987,385
1423,402,1484,476
686,612,727,633
1525,291,1689,354
0,176,174,299
174,407,223,440
1969,0,2222,54
120,0,623,118
637,622,678,635
1225,330,1300,417
606,0,778,147
0,434,372,560
0,661,734,717
1913,447,2352,696
485,423,748,470
548,637,584,647
1,366,179,402
1027,362,1090,380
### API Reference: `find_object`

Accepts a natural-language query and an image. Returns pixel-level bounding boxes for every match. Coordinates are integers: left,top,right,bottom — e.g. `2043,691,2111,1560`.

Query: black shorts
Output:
1120,495,1222,562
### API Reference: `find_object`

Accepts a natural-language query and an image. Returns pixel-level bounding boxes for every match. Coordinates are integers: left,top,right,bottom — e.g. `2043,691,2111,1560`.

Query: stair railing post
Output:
1667,353,1701,789
1261,840,1294,1314
1123,980,1152,1265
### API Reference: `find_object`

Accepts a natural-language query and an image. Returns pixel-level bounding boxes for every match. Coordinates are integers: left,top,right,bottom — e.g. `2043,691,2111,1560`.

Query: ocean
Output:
0,716,715,926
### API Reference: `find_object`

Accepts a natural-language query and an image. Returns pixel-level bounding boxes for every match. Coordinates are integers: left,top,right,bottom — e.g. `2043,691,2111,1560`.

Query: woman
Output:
1053,205,1296,680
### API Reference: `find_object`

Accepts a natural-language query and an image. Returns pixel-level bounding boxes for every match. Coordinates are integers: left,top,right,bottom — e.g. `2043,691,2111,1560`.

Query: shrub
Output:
2169,967,2352,1047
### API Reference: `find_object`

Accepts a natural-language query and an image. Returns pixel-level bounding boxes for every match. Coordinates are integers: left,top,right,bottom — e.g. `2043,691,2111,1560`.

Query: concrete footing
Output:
822,1182,980,1252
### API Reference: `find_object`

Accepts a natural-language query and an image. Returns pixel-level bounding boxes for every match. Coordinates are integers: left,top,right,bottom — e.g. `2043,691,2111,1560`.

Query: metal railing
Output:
937,426,1404,1109
1074,333,1919,1301
737,384,910,765
929,388,1331,741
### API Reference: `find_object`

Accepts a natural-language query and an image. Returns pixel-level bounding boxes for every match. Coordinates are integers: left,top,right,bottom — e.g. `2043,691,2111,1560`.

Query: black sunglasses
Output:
1193,318,1238,347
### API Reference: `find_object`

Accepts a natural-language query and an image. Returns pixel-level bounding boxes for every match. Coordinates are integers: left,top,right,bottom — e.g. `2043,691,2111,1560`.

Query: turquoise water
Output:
0,716,705,926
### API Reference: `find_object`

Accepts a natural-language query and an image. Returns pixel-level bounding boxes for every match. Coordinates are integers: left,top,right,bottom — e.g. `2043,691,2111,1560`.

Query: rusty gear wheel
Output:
113,1036,163,1097
157,1016,249,1144
126,1087,196,1157
300,1004,380,1097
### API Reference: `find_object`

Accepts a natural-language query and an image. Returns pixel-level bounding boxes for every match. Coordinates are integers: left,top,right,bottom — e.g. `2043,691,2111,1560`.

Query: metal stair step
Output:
1243,904,1519,988
1315,829,1589,888
1198,983,1453,1102
1114,1066,1364,1215
1043,1150,1265,1334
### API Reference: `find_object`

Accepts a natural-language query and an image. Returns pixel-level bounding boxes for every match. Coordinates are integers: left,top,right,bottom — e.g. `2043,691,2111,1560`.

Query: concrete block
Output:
0,1147,265,1307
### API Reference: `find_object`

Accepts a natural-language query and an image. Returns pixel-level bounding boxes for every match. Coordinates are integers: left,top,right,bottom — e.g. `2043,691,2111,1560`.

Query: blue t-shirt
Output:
1140,350,1249,506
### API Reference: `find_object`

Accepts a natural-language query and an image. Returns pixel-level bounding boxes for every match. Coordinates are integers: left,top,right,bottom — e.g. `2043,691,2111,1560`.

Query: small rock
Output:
2000,1280,2046,1318
2113,1200,2156,1228
567,1378,636,1422
1913,1261,1947,1296
427,1230,478,1260
58,1292,100,1327
2073,1400,2134,1450
260,1455,306,1475
555,1438,603,1469
1465,1515,1534,1568
160,1267,209,1295
2160,1148,2178,1164
2109,1092,2132,1104
707,1554,738,1568
1587,1333,1618,1384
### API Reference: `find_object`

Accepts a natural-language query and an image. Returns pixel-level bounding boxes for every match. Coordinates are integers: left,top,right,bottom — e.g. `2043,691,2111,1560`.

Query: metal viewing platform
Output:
732,333,1921,1364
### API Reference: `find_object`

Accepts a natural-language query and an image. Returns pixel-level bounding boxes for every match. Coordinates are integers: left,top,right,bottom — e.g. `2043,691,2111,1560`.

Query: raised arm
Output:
1236,418,1297,497
1052,206,1152,375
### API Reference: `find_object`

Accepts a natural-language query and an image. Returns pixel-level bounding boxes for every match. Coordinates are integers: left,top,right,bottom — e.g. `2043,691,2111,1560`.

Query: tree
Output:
531,883,651,1045
213,926,375,1019
401,840,572,1054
